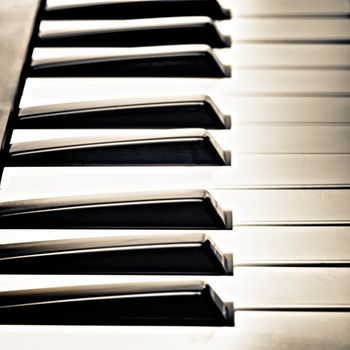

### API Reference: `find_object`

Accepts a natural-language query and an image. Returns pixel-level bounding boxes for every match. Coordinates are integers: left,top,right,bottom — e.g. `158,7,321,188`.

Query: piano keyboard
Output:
0,0,349,348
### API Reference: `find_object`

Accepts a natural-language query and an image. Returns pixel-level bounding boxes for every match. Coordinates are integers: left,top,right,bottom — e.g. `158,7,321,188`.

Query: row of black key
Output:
0,0,235,327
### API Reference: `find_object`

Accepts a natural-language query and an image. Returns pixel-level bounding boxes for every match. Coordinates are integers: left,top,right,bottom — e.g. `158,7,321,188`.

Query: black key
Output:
0,281,234,326
18,96,230,129
44,0,231,20
7,132,230,166
0,234,233,275
0,190,232,229
37,18,230,48
30,46,229,77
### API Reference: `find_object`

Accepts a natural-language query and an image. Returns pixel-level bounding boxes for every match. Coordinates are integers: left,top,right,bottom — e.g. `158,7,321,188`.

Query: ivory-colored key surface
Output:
39,18,350,44
3,153,350,191
31,44,350,75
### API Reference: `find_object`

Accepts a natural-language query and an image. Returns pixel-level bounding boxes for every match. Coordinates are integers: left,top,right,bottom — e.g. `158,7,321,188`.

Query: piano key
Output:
2,154,350,191
0,234,233,275
1,226,349,265
38,18,350,47
6,125,350,190
30,43,350,79
216,189,350,226
30,45,229,78
10,126,350,154
0,189,349,227
18,95,230,129
18,93,350,131
232,0,350,17
0,190,232,230
216,69,350,95
21,74,350,105
1,309,349,350
1,228,349,275
220,18,350,43
44,0,231,20
0,281,234,326
45,0,350,18
6,130,230,166
222,96,350,124
38,18,230,48
20,89,350,125
1,268,350,306
223,44,350,69
2,278,350,326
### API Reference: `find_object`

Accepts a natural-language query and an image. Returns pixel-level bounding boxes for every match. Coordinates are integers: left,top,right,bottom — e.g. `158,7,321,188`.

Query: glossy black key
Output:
30,47,229,78
0,281,234,326
0,234,233,275
0,190,232,229
7,132,229,166
44,0,231,20
18,96,230,129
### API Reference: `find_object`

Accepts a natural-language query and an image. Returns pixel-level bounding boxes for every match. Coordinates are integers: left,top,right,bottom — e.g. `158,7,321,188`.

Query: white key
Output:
21,75,350,108
39,18,350,43
230,0,350,17
0,312,349,350
32,44,350,72
1,312,349,350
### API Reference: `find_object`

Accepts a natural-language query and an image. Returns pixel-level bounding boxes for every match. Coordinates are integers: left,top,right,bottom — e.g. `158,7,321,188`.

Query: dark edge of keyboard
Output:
0,0,44,181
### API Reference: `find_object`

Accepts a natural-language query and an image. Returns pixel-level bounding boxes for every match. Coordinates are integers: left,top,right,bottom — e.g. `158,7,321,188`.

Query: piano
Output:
0,0,349,348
